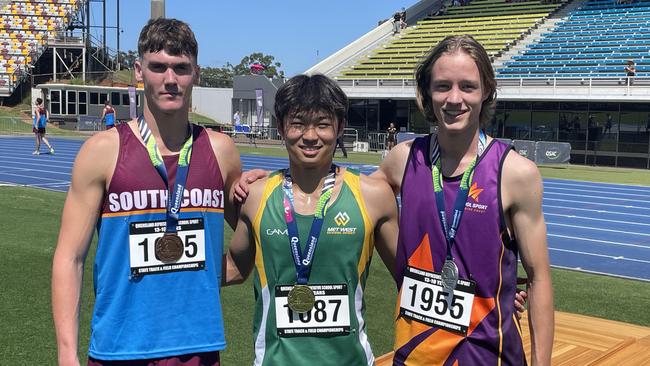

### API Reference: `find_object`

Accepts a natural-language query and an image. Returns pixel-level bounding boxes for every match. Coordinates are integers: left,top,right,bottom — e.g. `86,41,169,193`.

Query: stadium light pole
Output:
151,0,165,19
116,0,120,71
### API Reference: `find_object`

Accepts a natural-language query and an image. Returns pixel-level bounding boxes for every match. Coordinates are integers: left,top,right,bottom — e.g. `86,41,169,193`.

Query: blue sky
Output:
89,0,414,76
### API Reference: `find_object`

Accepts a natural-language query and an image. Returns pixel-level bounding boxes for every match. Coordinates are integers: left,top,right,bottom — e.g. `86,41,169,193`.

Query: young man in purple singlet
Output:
52,18,241,366
376,35,553,365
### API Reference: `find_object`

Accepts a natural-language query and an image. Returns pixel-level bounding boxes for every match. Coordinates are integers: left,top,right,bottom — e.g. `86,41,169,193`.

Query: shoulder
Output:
241,175,271,219
501,150,543,208
73,127,120,179
382,139,412,171
502,149,540,184
359,173,394,202
359,172,397,221
204,127,237,153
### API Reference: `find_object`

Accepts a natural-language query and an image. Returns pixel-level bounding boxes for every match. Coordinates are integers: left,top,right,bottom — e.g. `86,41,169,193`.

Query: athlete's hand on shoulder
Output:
234,169,269,203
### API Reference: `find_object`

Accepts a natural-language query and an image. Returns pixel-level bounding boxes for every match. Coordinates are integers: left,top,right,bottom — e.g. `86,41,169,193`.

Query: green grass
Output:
0,107,86,137
189,112,219,125
539,164,650,186
1,185,649,364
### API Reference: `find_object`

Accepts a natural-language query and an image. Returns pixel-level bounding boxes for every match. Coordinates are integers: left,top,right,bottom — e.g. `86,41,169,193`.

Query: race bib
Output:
399,266,475,336
128,218,206,276
275,284,351,337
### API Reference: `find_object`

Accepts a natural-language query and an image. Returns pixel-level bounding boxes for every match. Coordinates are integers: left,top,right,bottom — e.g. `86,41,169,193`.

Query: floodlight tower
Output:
151,0,165,19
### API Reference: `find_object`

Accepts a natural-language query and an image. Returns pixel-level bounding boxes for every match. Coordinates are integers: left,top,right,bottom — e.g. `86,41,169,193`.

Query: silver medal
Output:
441,259,459,293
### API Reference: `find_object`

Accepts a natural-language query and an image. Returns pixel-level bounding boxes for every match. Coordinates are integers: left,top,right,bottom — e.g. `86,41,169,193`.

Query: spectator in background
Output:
335,135,348,158
32,98,54,155
605,114,613,136
392,11,401,35
233,110,241,126
101,100,115,130
386,122,397,150
400,7,407,29
625,59,636,77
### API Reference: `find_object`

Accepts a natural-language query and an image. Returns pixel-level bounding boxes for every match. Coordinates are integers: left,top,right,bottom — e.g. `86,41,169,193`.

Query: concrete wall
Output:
192,86,233,124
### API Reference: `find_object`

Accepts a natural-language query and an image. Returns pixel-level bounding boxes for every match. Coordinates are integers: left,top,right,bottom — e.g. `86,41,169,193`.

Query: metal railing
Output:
367,132,387,151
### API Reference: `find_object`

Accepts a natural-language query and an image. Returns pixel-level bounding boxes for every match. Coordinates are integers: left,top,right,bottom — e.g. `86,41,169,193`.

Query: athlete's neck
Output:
142,107,190,155
288,161,333,196
437,127,480,177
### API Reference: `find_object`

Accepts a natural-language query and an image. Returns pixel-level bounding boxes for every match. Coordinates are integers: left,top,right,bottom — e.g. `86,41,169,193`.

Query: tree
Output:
116,50,138,70
232,52,285,79
200,65,234,88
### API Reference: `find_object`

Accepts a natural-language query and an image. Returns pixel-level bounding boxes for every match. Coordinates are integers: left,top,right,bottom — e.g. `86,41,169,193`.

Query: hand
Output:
514,276,529,320
234,169,269,203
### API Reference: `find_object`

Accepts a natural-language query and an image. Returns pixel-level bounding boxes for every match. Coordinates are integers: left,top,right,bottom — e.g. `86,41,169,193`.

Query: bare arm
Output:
360,174,399,278
207,130,242,230
223,178,265,286
371,140,411,196
52,132,117,366
503,151,554,366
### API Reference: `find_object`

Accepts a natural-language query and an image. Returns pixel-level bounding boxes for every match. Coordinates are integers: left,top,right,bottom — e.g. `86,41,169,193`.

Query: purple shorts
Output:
88,351,220,366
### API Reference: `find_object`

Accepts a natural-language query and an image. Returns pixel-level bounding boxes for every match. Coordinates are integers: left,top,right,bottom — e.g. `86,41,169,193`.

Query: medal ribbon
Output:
138,116,193,234
283,166,337,285
431,130,486,261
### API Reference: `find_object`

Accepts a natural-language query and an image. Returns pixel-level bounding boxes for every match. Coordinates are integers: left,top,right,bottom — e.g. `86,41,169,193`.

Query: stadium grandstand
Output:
0,0,122,98
308,0,650,169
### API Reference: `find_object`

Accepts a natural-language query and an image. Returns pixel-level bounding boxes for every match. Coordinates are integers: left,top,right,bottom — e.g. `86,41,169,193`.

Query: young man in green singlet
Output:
224,74,399,365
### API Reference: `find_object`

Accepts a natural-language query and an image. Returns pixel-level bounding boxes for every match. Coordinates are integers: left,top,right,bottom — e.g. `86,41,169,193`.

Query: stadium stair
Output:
496,0,650,78
493,0,586,69
336,0,568,80
0,0,81,97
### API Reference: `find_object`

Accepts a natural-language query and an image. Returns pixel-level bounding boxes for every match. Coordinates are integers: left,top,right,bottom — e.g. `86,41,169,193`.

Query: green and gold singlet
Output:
250,168,376,365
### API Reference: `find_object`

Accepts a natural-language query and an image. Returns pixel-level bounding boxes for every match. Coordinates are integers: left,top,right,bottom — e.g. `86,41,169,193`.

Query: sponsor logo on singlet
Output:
326,211,357,235
107,188,224,212
465,182,488,214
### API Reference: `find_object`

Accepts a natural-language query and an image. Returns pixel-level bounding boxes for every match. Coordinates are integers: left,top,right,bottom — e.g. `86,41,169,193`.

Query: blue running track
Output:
2,136,649,282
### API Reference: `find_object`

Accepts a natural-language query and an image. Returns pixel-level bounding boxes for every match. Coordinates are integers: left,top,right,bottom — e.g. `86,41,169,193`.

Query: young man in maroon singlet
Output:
52,18,241,366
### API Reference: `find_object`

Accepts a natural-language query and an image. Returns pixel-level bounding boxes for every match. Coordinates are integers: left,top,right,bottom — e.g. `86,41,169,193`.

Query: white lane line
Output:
549,247,650,264
545,191,650,204
548,234,650,249
545,180,650,193
543,204,650,218
32,181,70,187
0,172,68,182
545,185,650,198
547,222,650,236
545,212,650,227
544,197,650,210
549,265,650,282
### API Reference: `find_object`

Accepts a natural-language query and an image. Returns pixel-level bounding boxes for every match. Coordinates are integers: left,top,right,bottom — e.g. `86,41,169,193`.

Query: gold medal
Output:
155,233,184,263
287,284,315,313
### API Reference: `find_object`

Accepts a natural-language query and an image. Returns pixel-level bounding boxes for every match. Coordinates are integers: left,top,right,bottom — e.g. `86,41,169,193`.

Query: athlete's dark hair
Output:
36,98,42,104
274,74,348,130
137,18,198,61
415,35,496,127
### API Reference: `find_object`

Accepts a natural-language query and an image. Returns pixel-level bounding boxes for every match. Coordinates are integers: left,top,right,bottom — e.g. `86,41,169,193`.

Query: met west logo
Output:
327,212,357,235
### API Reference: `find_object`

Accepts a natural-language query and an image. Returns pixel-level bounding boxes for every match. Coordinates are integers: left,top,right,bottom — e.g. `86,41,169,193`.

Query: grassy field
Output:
1,185,649,364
